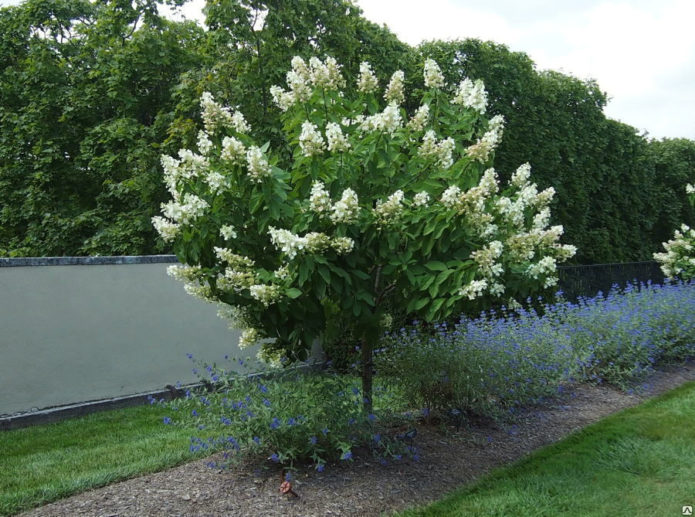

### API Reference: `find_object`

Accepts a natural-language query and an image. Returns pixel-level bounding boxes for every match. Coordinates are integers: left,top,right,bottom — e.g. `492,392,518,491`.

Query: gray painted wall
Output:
0,257,254,416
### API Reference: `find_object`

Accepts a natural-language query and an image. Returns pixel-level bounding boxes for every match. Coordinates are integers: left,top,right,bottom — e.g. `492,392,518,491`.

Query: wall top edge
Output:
0,255,179,267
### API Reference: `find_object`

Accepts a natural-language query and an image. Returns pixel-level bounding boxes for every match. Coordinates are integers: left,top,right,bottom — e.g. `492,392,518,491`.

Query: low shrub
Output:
161,361,411,471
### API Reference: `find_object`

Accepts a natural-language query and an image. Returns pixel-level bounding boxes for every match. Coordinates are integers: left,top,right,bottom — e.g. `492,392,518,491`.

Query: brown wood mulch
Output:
19,362,695,517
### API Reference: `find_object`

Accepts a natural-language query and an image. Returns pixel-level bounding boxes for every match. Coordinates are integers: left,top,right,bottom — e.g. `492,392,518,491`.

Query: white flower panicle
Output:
274,265,290,280
384,70,405,105
220,225,237,240
331,236,354,255
249,284,282,307
325,122,350,152
687,184,695,195
214,247,255,268
160,193,209,225
359,103,402,134
511,162,532,187
238,328,260,349
268,227,306,259
309,181,332,214
357,61,379,93
152,216,180,242
197,130,213,155
305,232,331,253
270,85,295,112
257,346,286,369
423,58,445,89
451,78,488,114
374,190,405,226
299,121,326,157
413,191,431,207
654,223,695,278
470,241,504,278
205,171,227,193
246,146,272,182
330,188,360,224
466,115,505,163
407,104,430,132
526,256,557,280
479,168,500,196
230,111,250,134
200,91,233,134
220,136,246,164
286,57,312,103
418,130,456,169
308,56,345,90
166,264,201,282
533,208,551,230
459,279,488,300
441,185,462,208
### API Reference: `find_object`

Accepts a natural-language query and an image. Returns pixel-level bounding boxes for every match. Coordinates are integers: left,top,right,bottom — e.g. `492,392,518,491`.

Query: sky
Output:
1,0,693,140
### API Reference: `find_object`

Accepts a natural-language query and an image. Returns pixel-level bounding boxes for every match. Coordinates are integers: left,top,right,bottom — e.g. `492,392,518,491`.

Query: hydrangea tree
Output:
154,56,576,410
654,184,695,280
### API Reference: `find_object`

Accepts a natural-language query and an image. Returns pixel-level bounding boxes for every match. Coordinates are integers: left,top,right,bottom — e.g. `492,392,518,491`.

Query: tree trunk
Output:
360,337,373,414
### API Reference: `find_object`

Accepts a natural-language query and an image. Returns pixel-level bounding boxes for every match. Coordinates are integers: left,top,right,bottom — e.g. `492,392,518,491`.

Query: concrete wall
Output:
0,256,252,416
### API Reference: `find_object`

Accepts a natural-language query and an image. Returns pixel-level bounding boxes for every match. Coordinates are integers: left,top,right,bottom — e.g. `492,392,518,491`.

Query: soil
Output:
19,361,695,517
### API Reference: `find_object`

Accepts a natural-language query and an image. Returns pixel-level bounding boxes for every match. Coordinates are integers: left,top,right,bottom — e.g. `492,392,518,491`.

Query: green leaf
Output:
286,288,302,299
424,260,447,272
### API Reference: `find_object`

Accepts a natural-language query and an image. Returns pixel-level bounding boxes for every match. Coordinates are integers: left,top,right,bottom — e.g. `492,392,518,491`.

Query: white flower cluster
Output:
299,121,326,157
197,130,213,155
270,56,345,112
309,56,345,90
239,328,260,349
511,162,531,187
451,78,488,114
205,171,227,193
413,191,430,207
654,223,695,278
325,122,350,152
687,184,695,195
309,181,332,214
423,58,445,89
374,190,405,227
441,185,462,208
152,216,179,242
160,150,209,200
459,279,488,300
466,115,505,163
358,103,402,134
330,188,360,224
214,247,255,268
384,70,405,105
221,136,245,164
166,264,201,282
220,225,237,240
160,193,209,225
526,256,559,287
200,92,249,134
249,284,282,307
470,240,504,278
407,104,430,132
269,226,355,258
246,146,272,182
418,130,456,169
257,346,287,369
357,61,379,93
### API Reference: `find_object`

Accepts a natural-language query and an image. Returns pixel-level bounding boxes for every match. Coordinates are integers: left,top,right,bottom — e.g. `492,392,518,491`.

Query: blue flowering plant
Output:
153,54,576,409
162,358,411,471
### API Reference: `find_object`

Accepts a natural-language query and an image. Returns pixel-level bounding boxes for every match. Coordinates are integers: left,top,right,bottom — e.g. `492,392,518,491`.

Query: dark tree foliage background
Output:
1,0,693,262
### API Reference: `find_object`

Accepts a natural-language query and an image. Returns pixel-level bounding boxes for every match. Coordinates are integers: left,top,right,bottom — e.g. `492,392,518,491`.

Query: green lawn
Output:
399,381,695,517
0,405,196,516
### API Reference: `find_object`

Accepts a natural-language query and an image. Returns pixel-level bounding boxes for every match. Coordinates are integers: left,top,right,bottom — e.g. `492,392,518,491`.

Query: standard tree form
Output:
155,56,576,410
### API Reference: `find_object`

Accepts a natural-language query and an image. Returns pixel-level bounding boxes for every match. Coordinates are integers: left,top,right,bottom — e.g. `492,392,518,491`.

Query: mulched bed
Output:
19,361,695,517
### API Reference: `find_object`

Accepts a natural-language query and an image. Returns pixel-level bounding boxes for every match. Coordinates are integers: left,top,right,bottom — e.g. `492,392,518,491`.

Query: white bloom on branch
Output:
459,279,488,300
200,91,233,134
166,264,201,282
357,61,379,93
423,58,445,89
299,121,326,157
220,225,237,240
268,227,306,259
359,103,402,134
384,70,405,105
407,104,430,132
526,256,557,279
270,85,295,112
535,187,556,207
374,190,405,225
441,185,462,209
246,146,272,182
305,232,332,253
249,284,282,307
511,162,532,187
309,181,332,214
331,236,355,255
214,247,255,268
239,328,260,349
221,136,246,164
197,130,213,155
325,122,350,152
160,193,208,225
451,78,488,114
205,171,227,193
152,216,180,242
413,191,431,207
466,115,505,163
308,56,345,90
330,188,360,224
687,184,695,194
230,111,250,134
418,130,455,169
